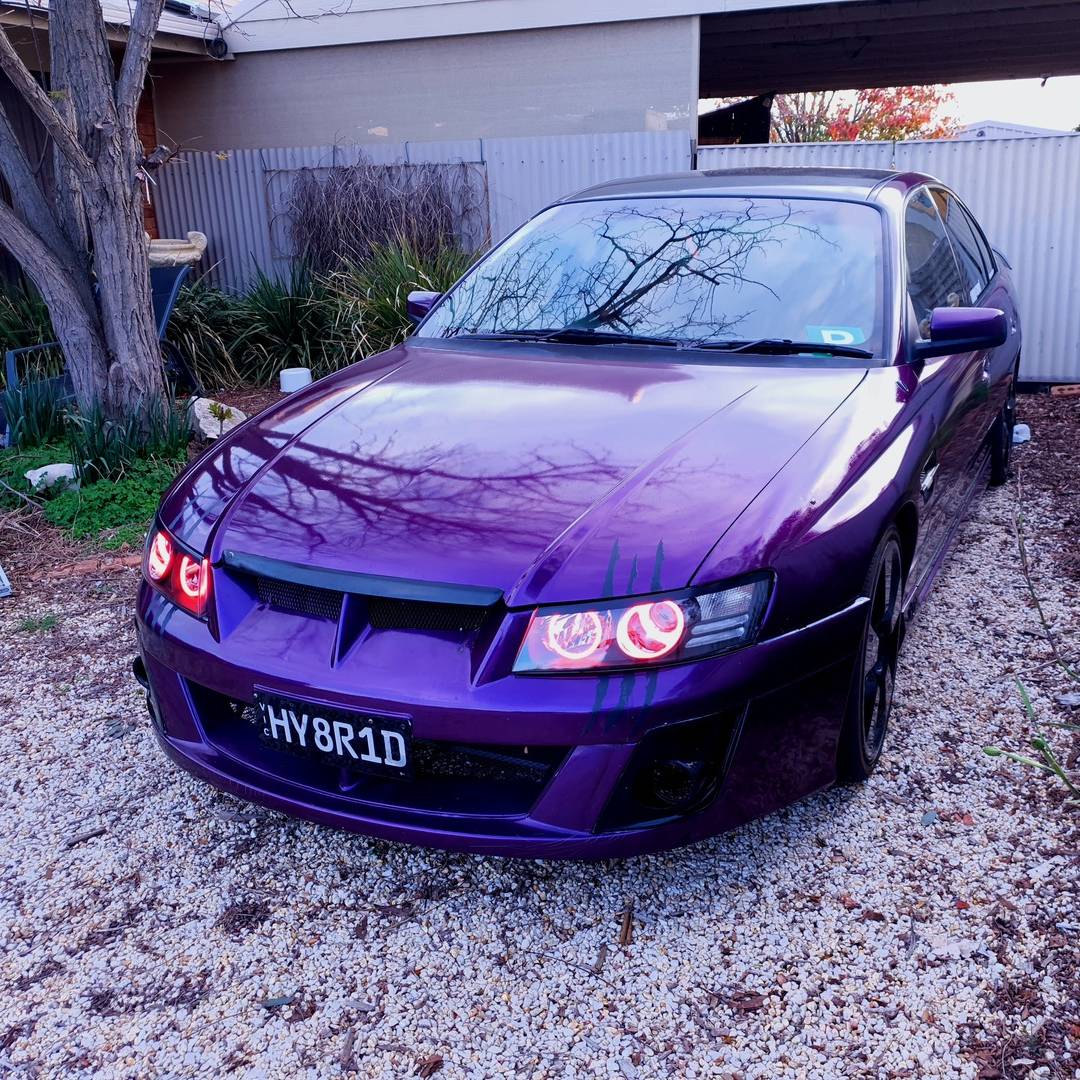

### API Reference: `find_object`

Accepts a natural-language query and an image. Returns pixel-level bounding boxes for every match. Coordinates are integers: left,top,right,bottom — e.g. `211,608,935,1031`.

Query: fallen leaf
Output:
414,1053,443,1077
260,993,298,1009
839,895,859,910
725,990,767,1011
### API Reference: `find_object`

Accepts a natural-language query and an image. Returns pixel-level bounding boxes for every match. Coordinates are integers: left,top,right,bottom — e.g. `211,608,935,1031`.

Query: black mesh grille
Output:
256,577,343,621
412,742,566,784
366,596,488,633
250,574,493,633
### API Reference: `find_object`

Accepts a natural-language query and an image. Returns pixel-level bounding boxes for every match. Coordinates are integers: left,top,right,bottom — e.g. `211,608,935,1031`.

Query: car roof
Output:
562,167,940,204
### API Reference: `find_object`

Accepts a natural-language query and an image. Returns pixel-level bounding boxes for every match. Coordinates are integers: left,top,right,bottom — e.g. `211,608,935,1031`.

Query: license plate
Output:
254,692,411,779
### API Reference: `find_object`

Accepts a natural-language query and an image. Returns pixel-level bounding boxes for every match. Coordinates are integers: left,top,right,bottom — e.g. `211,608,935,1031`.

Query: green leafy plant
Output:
17,613,59,633
228,266,339,381
43,456,182,548
66,393,191,484
167,278,243,389
323,240,475,360
984,681,1079,800
208,400,235,436
1,378,68,448
0,283,54,359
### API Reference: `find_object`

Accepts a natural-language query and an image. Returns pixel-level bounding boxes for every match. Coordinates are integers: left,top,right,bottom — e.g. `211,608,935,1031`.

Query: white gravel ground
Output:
1,418,1077,1079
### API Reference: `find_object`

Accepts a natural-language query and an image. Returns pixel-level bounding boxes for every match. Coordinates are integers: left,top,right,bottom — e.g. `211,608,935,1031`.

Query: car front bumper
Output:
135,584,867,859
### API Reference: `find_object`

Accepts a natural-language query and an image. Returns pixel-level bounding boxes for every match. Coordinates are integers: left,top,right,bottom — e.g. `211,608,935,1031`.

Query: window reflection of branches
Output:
421,197,880,351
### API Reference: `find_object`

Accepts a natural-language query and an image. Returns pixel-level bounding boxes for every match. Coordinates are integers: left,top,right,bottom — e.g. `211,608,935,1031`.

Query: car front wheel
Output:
837,527,905,783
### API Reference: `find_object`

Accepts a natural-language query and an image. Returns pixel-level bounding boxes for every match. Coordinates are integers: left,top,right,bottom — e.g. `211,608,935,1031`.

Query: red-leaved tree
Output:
772,87,957,143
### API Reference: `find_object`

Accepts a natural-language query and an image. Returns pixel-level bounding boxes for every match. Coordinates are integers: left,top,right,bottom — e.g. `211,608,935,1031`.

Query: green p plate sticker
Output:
805,325,867,346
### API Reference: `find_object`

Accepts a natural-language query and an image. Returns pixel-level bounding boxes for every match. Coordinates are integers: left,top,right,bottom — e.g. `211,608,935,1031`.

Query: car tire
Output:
989,359,1018,487
836,526,905,784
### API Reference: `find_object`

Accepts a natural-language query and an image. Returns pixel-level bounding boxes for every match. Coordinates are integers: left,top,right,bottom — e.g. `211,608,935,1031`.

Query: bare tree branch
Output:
0,103,73,264
0,27,94,183
116,0,166,130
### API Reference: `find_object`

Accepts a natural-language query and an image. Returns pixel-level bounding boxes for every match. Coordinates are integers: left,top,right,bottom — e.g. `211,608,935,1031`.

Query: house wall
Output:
150,17,699,149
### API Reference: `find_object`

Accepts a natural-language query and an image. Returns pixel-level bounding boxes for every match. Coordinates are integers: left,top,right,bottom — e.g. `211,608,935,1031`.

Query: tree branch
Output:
0,103,77,268
0,27,94,183
116,0,167,130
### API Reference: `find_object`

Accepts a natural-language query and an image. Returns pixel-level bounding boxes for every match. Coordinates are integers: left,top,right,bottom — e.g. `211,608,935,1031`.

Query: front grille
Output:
255,577,343,621
251,575,493,634
412,742,566,785
188,684,567,817
366,596,488,633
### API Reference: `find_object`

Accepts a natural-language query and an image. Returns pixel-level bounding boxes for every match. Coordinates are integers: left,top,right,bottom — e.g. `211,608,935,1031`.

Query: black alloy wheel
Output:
838,528,905,783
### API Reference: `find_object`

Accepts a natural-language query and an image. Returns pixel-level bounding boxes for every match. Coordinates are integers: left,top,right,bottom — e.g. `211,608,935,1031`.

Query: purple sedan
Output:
135,168,1020,858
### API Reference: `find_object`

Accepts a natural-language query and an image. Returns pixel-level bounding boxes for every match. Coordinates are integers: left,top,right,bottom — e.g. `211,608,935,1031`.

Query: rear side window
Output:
904,187,966,338
934,188,991,302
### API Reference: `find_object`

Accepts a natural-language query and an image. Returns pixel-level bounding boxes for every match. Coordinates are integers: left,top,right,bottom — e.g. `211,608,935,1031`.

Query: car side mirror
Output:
913,306,1008,361
406,290,440,326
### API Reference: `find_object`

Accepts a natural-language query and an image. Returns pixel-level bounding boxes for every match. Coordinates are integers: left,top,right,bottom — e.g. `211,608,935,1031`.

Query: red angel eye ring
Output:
178,555,206,601
147,530,172,581
543,610,606,662
615,599,686,661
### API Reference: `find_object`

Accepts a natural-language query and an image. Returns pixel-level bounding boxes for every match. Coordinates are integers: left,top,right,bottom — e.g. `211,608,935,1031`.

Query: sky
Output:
947,76,1080,131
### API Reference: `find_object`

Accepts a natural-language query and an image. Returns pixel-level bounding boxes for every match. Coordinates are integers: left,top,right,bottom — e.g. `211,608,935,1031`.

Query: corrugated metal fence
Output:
699,135,1080,383
154,131,693,293
156,130,1079,382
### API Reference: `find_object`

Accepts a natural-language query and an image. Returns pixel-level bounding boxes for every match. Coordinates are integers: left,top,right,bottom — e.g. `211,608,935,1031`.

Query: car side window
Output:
934,188,990,303
960,202,997,282
904,187,966,339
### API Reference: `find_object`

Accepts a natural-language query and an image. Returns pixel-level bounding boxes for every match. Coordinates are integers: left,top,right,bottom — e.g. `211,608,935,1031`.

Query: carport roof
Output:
700,0,1080,96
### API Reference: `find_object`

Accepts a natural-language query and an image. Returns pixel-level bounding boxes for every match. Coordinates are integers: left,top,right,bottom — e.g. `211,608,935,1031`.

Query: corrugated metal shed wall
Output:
698,135,1080,383
154,131,693,292
483,130,693,241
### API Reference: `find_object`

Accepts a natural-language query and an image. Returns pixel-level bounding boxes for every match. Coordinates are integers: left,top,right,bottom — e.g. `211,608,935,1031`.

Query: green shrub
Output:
66,394,191,484
168,278,242,389
228,266,342,381
43,456,182,549
1,378,68,448
0,283,54,357
323,240,475,359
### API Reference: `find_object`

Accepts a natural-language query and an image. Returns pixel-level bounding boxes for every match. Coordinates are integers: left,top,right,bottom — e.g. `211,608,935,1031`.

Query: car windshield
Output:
418,195,885,357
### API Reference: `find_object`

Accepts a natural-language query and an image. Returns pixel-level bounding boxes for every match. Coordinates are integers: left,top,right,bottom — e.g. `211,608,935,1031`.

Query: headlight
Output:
513,574,771,673
143,524,212,620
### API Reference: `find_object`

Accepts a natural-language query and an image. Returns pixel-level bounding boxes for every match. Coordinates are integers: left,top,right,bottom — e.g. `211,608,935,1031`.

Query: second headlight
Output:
513,573,772,673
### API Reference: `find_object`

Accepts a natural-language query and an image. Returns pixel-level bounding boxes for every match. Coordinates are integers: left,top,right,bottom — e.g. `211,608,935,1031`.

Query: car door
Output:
944,193,1019,419
903,185,988,583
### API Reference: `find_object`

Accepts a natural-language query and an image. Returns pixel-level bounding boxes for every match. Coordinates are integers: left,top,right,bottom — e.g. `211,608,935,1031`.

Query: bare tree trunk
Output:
0,0,167,422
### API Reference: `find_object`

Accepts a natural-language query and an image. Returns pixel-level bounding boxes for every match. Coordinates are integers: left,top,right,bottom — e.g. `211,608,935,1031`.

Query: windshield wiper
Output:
691,337,875,359
447,328,682,348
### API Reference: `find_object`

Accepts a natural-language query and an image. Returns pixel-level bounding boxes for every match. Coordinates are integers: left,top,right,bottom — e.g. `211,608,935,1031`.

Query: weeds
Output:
17,613,59,633
985,681,1079,801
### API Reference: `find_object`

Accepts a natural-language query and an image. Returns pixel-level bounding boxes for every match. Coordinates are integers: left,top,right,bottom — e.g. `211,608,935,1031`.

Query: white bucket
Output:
280,367,313,393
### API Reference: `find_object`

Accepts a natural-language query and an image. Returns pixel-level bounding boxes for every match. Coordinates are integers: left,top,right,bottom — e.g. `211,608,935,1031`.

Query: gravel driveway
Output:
1,398,1077,1080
